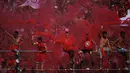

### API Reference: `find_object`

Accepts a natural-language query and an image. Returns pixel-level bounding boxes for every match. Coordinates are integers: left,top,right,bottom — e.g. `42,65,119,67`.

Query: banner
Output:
19,0,40,9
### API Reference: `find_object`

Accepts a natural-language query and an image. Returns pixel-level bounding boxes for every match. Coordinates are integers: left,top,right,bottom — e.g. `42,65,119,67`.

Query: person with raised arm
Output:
32,35,47,73
114,31,128,61
79,33,97,66
0,25,23,72
54,28,76,69
9,31,23,52
98,26,111,70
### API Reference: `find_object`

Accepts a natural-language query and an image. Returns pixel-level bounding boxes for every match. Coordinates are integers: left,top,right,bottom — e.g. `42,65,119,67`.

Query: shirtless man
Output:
10,31,23,52
115,31,128,61
0,25,23,72
32,36,47,73
0,27,23,52
1,30,23,73
98,26,111,69
10,31,23,73
1,30,23,72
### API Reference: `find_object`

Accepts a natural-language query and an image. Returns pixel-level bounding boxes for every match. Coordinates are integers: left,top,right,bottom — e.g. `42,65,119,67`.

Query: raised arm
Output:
0,25,15,40
114,37,120,44
98,26,103,38
112,37,120,48
31,35,38,45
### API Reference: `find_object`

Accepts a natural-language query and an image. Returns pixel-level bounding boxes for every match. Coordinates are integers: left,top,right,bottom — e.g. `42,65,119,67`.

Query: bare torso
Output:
12,36,22,46
100,37,109,48
116,37,125,48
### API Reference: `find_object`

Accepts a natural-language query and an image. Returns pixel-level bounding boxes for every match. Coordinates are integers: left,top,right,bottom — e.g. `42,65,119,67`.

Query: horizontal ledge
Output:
0,68,129,71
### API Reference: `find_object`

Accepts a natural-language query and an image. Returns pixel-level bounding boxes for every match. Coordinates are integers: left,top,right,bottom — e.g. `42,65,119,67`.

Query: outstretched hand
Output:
100,26,103,30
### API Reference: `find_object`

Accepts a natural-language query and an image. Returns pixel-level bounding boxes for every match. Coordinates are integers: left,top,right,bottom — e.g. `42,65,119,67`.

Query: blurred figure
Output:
63,29,76,68
9,31,22,73
114,31,128,61
0,25,23,72
32,36,47,73
98,26,111,71
9,31,23,52
3,30,23,73
79,33,97,66
83,6,92,23
54,28,76,69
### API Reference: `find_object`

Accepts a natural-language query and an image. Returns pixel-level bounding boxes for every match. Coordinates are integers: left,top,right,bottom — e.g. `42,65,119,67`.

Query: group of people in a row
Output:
0,25,128,73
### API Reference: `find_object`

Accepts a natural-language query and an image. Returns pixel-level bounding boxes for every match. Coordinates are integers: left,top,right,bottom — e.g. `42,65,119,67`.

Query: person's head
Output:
65,28,69,38
13,31,19,38
120,31,125,38
102,31,107,39
37,37,43,43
